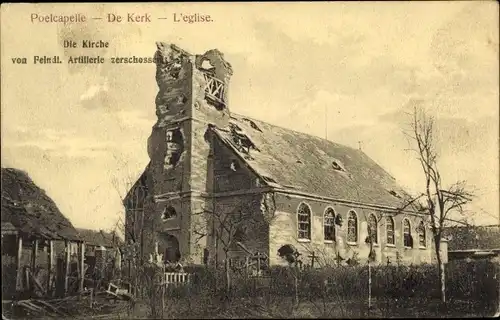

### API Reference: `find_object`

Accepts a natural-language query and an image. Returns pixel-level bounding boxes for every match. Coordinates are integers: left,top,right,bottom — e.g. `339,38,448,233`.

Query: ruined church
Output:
124,43,441,269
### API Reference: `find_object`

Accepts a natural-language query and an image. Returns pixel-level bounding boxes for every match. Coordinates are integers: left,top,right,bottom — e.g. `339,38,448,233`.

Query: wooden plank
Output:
47,240,54,296
64,240,70,295
28,270,44,296
79,242,85,292
33,299,68,316
16,236,22,291
25,267,30,291
31,239,38,272
18,300,44,312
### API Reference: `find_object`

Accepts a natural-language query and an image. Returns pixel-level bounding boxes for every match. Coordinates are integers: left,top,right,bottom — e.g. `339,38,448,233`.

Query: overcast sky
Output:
1,2,498,231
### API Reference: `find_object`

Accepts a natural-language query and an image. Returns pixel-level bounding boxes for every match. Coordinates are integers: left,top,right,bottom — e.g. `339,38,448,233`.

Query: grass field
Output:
89,296,496,319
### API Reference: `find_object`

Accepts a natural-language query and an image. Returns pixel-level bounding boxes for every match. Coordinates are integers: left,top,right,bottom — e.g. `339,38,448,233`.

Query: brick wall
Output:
269,193,435,267
131,43,440,269
209,194,270,265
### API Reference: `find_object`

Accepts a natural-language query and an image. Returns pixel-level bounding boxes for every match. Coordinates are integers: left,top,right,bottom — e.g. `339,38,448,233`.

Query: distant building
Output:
76,228,123,277
444,225,500,261
124,43,438,268
76,228,122,254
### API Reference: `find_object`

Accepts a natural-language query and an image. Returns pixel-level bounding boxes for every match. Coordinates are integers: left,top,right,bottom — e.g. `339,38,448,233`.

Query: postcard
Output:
1,2,499,319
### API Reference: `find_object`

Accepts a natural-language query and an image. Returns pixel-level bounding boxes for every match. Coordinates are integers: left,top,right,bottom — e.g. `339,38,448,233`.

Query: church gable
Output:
123,166,150,210
212,137,262,193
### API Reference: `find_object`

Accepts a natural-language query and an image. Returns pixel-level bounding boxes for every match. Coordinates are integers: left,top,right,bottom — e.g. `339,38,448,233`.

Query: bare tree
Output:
109,169,152,300
192,195,276,297
402,106,474,303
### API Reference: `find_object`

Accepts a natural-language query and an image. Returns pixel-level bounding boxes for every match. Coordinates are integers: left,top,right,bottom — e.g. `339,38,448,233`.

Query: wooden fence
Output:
160,272,193,287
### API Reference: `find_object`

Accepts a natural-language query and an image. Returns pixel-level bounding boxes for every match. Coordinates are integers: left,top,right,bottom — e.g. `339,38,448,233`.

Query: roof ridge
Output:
230,112,359,152
77,227,99,232
2,167,80,240
230,112,400,184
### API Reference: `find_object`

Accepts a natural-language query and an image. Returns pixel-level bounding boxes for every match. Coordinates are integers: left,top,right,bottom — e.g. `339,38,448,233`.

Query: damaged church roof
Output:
212,114,413,209
1,167,80,241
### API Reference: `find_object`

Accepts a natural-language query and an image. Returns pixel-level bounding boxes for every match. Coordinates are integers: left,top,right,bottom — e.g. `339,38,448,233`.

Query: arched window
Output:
417,221,426,247
162,206,177,220
368,214,378,245
347,210,358,243
386,216,395,245
403,219,412,248
297,203,312,240
324,208,336,242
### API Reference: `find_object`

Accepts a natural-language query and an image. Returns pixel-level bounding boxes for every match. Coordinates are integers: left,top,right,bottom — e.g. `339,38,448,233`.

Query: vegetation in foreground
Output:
4,259,498,319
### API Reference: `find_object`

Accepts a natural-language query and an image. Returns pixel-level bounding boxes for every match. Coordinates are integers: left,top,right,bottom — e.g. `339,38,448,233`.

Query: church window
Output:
368,214,378,245
386,216,395,245
162,206,177,220
297,203,312,240
347,210,358,243
203,72,226,110
417,221,426,248
403,219,413,248
165,128,184,167
324,208,336,242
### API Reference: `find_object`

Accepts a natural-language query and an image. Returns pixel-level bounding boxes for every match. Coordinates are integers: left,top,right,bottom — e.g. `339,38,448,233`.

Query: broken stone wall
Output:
141,43,235,264
147,43,193,197
189,49,233,195
137,195,193,263
192,49,232,128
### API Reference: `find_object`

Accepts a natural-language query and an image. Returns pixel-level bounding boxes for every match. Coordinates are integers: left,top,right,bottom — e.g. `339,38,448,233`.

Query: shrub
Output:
446,259,499,304
158,259,499,314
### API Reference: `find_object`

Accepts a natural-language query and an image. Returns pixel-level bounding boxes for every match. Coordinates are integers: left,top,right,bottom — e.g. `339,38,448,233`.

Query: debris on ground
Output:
3,286,135,319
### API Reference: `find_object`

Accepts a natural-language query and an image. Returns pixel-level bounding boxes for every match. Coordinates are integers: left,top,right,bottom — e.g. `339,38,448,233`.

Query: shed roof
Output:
1,167,80,241
444,225,500,251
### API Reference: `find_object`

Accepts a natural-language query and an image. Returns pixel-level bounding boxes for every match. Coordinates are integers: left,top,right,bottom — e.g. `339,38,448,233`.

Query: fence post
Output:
368,260,372,311
161,266,165,319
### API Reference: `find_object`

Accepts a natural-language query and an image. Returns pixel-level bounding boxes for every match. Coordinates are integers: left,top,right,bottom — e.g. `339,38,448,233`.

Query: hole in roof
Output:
388,190,402,199
230,159,240,172
332,161,344,171
241,118,263,132
262,176,277,184
229,122,260,154
229,122,244,133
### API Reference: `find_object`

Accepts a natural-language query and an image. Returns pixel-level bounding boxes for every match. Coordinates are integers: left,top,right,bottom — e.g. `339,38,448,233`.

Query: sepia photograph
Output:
1,2,499,319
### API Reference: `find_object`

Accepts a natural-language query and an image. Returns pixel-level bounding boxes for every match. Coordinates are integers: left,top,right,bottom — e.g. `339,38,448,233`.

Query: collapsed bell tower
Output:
140,42,233,264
